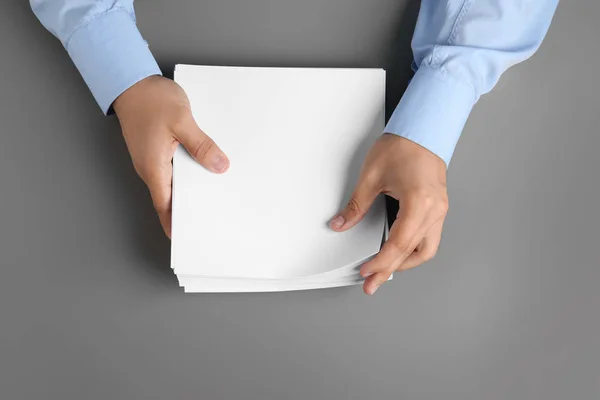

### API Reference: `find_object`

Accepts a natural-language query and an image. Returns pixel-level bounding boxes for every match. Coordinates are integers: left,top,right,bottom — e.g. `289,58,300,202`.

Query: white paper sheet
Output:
171,65,387,291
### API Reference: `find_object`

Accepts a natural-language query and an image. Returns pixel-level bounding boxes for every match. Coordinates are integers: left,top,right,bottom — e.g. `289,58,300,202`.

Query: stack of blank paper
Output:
172,65,388,292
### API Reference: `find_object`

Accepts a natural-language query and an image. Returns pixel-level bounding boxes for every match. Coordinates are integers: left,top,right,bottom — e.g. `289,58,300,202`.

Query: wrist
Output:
385,64,477,167
65,8,162,114
386,134,446,170
113,75,161,117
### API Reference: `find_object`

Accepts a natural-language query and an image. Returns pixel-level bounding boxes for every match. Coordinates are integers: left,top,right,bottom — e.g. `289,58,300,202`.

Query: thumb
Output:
174,113,230,173
330,176,379,232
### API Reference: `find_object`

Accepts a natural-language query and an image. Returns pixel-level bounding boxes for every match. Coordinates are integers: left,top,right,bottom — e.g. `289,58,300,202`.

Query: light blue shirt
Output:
30,0,558,165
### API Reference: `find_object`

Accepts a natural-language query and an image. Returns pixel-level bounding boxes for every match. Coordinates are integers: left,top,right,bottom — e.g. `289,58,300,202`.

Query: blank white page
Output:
172,65,386,279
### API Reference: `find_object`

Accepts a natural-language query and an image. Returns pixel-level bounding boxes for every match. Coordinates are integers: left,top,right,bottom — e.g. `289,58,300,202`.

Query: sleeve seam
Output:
430,1,472,67
447,0,473,45
64,7,131,50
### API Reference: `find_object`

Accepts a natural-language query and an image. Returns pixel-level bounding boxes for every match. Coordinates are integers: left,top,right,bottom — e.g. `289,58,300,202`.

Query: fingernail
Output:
361,272,373,278
368,284,380,295
330,215,345,229
211,154,229,172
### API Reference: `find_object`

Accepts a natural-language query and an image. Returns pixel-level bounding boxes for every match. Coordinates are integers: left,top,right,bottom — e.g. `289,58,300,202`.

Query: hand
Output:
330,134,449,295
113,75,230,238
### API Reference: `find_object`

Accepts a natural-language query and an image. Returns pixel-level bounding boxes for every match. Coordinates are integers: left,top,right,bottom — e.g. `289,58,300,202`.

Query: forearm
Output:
30,0,162,114
386,0,560,166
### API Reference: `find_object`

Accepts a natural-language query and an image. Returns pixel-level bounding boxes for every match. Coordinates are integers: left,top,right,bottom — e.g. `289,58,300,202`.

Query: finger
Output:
330,174,379,232
174,114,230,173
360,201,427,279
397,219,444,271
362,215,444,295
363,270,394,295
145,162,174,238
361,230,423,295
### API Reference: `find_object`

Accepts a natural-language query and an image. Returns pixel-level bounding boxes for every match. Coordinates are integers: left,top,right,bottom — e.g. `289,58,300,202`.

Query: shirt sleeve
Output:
385,0,559,166
30,0,162,114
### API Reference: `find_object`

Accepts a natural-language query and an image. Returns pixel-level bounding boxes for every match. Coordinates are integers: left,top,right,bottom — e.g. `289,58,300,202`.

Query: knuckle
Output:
438,196,450,214
432,195,449,220
193,138,214,162
419,192,436,209
346,197,362,215
420,247,438,262
388,240,412,258
406,188,449,217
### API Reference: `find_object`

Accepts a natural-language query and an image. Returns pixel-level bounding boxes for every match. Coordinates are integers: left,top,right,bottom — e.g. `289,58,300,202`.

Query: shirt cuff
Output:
385,63,477,166
65,9,162,114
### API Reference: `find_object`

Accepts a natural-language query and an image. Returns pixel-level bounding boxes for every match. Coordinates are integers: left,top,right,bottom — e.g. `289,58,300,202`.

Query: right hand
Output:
113,75,230,238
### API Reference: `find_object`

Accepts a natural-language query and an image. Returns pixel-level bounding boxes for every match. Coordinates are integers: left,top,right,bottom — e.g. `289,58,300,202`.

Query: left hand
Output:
329,134,449,295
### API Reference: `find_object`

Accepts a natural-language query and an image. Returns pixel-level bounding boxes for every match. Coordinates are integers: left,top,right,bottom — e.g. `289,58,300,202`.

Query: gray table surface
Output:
2,1,599,399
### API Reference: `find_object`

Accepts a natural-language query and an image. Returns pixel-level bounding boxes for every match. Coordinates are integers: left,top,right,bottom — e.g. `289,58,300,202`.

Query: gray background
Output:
1,0,599,399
